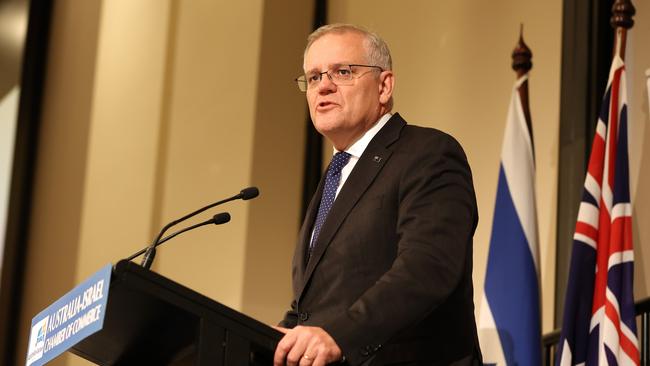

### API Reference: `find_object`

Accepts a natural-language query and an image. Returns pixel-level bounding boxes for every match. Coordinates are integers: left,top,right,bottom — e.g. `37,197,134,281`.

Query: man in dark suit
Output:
273,24,482,366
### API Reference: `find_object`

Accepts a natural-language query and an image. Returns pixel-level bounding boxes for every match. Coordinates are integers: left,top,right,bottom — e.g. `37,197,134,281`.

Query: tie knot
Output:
329,152,351,175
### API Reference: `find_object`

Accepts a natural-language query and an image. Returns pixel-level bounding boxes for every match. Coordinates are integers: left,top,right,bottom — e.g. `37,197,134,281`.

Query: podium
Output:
70,260,282,365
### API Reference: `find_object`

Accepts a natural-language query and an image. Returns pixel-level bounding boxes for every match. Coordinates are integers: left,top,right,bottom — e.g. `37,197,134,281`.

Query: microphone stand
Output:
127,213,230,262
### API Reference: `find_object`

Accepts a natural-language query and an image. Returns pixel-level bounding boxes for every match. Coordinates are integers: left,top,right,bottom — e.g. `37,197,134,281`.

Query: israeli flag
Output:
479,75,541,365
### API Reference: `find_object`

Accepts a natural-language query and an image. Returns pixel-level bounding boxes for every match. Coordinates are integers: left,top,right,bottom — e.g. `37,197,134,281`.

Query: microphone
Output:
126,213,231,262
139,186,259,269
240,186,259,200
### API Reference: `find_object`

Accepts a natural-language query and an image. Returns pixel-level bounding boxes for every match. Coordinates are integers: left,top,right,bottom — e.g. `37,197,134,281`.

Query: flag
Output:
479,74,541,365
555,48,639,364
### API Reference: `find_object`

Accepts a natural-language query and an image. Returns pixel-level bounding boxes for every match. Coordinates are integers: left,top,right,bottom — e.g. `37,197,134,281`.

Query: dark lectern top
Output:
71,259,282,366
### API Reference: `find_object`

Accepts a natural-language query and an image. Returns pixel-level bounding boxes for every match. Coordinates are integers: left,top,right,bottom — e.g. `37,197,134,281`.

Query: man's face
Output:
303,32,390,150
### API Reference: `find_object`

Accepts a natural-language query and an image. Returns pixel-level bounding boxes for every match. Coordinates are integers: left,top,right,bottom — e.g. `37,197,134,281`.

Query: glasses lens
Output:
330,66,353,84
296,76,307,92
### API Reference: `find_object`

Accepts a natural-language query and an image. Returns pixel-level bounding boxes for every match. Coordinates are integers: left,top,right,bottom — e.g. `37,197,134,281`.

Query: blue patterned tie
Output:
309,151,351,255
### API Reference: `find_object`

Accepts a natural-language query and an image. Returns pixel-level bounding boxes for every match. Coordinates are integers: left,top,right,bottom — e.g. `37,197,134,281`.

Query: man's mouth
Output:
317,101,337,110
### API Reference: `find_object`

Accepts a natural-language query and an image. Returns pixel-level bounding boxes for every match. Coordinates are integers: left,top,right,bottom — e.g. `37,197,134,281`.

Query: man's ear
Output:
378,70,394,105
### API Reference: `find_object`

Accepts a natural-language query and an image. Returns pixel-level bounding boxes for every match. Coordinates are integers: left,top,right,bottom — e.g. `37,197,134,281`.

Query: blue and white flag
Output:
479,74,541,365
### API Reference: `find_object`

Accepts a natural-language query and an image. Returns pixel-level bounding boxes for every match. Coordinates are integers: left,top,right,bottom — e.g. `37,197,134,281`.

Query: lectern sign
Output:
26,264,111,366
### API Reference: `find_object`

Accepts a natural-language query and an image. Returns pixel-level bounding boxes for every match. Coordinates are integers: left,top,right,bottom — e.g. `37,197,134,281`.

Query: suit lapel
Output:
293,176,326,294
297,114,406,301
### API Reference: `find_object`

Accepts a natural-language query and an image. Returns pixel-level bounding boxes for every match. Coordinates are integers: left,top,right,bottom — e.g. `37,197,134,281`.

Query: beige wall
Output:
153,0,266,312
17,0,311,365
17,0,102,364
241,0,314,321
14,0,650,365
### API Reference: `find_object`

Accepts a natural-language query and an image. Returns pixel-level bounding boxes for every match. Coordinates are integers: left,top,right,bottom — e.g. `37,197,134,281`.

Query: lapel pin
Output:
373,155,383,163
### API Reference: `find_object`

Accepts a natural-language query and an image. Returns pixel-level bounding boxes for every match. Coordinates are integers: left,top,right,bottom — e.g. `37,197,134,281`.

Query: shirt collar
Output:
334,113,392,158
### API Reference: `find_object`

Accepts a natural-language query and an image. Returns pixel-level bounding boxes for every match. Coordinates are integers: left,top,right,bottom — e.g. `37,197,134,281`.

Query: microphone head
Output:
212,212,231,225
240,186,259,200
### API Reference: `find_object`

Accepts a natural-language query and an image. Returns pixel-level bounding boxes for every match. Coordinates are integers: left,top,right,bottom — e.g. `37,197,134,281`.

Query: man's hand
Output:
273,326,342,366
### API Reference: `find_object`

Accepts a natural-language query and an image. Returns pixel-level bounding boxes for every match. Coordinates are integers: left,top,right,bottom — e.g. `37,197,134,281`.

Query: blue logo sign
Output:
26,264,112,366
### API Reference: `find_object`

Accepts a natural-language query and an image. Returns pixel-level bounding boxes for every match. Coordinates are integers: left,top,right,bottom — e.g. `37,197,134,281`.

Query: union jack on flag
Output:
556,37,639,365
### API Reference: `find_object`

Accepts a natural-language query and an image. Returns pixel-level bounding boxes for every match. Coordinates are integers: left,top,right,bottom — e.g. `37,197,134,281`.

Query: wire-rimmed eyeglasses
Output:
295,64,383,92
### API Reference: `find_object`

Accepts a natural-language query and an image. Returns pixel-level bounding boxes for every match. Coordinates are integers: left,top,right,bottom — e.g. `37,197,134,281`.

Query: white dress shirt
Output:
334,113,392,198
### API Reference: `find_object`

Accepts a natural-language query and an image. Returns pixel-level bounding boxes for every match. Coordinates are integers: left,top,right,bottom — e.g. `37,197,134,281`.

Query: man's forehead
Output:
304,32,367,71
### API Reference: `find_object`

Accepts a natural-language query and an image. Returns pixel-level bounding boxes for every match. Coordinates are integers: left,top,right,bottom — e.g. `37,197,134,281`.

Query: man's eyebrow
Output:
304,63,345,74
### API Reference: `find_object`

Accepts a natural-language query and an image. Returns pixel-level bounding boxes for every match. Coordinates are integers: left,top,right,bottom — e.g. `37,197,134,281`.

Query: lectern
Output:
70,260,282,365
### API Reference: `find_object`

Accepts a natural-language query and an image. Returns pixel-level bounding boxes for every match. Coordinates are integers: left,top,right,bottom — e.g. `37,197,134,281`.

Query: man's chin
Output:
312,117,343,135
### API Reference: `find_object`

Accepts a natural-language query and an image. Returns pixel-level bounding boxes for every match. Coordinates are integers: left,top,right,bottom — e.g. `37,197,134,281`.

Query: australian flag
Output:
555,48,639,364
479,73,541,365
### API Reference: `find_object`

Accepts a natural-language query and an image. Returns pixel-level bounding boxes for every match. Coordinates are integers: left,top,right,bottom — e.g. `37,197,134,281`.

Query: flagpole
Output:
610,0,635,60
512,25,534,155
512,24,532,78
610,1,638,363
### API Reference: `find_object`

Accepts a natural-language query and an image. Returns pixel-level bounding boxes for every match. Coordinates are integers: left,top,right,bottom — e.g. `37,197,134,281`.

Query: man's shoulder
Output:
403,123,454,140
388,113,461,146
398,122,465,154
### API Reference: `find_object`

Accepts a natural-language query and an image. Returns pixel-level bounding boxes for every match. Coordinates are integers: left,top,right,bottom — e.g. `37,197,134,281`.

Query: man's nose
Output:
317,73,337,93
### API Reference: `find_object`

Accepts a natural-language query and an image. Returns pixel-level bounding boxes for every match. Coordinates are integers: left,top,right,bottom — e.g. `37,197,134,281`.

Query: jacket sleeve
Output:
279,300,299,328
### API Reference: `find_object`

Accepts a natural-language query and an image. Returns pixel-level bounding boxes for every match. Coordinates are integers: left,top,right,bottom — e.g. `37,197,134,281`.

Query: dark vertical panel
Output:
300,0,327,220
555,0,614,327
0,0,52,364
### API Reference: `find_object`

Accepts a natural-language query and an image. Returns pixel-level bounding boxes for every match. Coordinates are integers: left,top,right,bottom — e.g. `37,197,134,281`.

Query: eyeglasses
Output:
295,64,383,92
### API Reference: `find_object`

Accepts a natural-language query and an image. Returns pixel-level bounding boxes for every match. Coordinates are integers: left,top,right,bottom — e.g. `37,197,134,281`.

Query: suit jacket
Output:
280,113,481,365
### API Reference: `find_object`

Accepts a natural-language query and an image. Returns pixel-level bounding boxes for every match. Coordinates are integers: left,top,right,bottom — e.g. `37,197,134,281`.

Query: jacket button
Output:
299,312,310,321
360,345,372,357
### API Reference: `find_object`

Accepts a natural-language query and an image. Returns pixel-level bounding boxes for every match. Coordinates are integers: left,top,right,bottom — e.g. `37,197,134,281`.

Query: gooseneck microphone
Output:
126,212,231,262
156,212,231,246
138,186,259,269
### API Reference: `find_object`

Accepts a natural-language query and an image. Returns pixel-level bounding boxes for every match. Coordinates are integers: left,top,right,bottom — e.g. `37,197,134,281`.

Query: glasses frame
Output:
295,64,384,92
